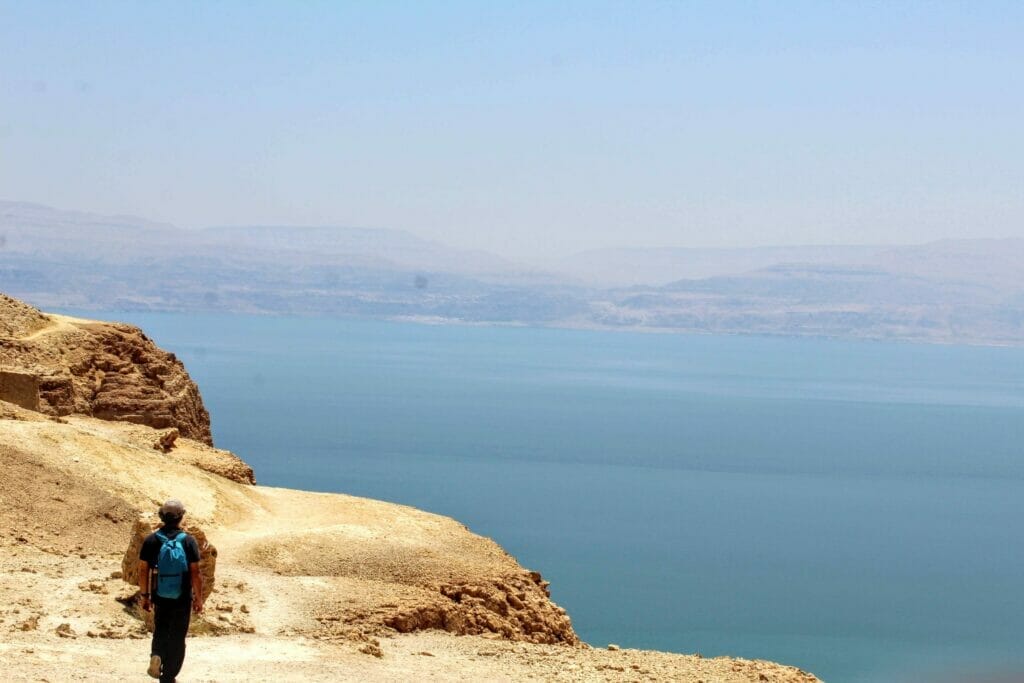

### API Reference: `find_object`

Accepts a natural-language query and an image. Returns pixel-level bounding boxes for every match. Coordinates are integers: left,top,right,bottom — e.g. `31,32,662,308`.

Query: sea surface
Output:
80,312,1024,683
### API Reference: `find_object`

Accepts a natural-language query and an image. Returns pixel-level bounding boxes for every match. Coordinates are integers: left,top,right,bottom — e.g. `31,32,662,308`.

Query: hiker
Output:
138,499,204,682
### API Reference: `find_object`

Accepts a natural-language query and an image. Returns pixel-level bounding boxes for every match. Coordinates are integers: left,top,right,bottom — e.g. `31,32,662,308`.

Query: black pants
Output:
152,598,191,682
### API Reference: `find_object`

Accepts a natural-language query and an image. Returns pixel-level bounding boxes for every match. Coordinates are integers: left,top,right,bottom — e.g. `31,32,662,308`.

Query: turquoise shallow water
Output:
78,312,1024,682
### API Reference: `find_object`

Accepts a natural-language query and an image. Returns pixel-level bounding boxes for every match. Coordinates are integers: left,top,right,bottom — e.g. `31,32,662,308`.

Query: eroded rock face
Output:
383,572,578,645
0,296,213,444
121,517,217,605
71,322,212,444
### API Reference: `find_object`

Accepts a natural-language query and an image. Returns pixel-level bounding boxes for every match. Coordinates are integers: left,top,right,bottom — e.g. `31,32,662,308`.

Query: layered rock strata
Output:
0,294,213,444
384,573,577,644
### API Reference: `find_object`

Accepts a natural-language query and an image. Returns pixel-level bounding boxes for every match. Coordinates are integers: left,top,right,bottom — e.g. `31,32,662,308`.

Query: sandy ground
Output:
0,627,822,682
17,313,91,341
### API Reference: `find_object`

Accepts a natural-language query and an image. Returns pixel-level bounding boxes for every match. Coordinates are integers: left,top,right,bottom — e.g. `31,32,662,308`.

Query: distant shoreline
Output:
45,303,1024,349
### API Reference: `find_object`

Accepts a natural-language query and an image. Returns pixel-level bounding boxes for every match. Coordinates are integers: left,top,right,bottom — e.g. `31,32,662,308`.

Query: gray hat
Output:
159,499,186,518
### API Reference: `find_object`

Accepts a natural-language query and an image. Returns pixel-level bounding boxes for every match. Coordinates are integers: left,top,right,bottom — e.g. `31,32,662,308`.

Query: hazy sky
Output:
2,1,1022,259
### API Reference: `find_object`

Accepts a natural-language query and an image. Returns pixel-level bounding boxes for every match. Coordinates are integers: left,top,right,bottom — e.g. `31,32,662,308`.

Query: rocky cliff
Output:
0,294,212,444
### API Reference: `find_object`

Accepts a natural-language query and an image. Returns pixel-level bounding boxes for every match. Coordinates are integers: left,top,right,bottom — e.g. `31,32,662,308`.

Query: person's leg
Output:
151,601,169,657
158,601,192,683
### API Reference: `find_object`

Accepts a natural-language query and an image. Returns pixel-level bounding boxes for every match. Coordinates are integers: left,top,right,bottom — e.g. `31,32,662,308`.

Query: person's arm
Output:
190,562,204,613
139,560,152,612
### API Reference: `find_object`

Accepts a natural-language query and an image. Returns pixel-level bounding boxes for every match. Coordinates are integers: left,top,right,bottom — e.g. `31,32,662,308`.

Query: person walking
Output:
139,499,204,682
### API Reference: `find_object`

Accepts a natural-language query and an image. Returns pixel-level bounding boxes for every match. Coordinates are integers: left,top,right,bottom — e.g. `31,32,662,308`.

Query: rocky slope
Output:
0,293,212,443
0,295,821,682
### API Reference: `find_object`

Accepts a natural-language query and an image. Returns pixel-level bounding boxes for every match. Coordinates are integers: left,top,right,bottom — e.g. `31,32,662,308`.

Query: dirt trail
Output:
17,313,90,341
0,629,819,683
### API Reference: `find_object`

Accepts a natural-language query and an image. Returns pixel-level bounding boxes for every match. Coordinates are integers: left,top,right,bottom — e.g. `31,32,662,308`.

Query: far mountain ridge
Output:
0,201,519,273
198,223,521,276
1,200,1022,345
553,239,1024,287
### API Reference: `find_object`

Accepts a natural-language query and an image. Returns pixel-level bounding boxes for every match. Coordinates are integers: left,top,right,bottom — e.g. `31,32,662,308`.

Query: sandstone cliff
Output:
0,294,212,444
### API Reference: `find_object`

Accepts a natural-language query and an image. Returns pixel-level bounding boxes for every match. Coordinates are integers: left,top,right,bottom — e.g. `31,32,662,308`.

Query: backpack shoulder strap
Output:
154,530,168,543
173,532,187,544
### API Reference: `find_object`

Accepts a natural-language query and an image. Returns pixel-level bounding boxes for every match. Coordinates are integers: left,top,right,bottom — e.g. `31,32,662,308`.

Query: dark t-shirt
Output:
140,527,201,603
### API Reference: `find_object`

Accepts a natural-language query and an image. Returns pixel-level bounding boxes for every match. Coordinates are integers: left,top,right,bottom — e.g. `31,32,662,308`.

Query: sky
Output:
1,1,1023,260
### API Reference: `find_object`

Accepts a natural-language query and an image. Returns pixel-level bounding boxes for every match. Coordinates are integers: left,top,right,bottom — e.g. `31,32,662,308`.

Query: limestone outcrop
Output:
383,573,578,644
153,428,179,452
0,294,213,444
121,518,218,605
119,518,224,633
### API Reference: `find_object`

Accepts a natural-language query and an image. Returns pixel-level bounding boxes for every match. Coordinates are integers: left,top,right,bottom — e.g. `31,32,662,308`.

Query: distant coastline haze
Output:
2,201,1022,346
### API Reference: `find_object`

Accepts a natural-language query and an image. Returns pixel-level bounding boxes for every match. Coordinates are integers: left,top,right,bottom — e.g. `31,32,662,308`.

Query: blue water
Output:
81,312,1024,682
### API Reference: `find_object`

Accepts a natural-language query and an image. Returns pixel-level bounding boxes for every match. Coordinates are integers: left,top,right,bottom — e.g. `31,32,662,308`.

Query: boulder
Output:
121,517,217,607
153,428,179,452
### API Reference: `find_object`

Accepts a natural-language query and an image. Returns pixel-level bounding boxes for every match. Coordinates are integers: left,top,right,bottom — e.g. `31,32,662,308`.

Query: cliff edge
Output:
0,294,212,444
0,294,820,682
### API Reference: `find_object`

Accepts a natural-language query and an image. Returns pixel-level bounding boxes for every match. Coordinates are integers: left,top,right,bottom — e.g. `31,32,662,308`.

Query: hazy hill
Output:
199,225,517,276
596,241,1024,343
550,245,887,287
587,260,1022,343
0,201,184,261
0,201,583,319
2,200,1022,345
871,238,1024,290
0,201,520,276
549,239,1024,344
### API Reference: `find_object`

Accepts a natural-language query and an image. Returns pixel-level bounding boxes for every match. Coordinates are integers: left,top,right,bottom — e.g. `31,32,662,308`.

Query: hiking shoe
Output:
147,654,162,678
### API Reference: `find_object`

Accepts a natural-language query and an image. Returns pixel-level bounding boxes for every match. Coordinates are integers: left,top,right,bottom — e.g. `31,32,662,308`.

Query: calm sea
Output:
82,312,1024,682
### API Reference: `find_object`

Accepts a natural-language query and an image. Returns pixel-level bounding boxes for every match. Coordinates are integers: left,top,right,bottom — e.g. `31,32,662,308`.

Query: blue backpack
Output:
154,530,189,599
